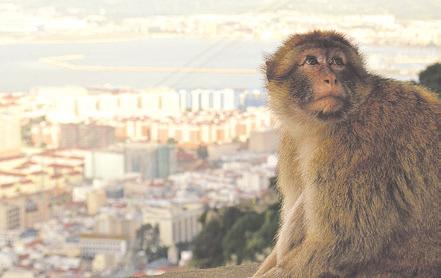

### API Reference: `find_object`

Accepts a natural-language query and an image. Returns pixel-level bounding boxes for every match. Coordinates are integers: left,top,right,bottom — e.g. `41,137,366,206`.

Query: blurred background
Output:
0,1,440,277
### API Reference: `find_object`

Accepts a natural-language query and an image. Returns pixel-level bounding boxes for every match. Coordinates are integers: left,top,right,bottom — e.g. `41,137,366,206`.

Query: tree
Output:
222,212,264,264
192,199,281,268
167,138,177,145
192,219,225,268
135,224,167,262
419,63,441,96
196,144,209,160
192,207,244,268
245,202,280,257
268,176,278,192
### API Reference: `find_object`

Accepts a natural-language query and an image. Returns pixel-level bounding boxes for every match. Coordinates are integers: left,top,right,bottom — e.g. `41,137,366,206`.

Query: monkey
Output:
253,30,441,278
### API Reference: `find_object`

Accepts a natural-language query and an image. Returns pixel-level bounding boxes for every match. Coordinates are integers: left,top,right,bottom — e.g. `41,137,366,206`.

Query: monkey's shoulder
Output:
355,76,441,130
368,76,440,109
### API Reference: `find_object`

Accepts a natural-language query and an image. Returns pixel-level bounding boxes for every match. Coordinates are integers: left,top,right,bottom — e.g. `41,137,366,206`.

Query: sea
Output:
0,37,439,92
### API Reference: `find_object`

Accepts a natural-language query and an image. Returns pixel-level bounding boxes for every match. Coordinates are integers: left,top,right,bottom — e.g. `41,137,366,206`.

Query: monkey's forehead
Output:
280,39,360,55
291,42,355,53
285,31,357,50
295,47,345,56
273,40,362,64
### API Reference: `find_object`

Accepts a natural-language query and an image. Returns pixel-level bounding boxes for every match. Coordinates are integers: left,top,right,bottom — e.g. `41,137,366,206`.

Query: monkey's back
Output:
336,77,441,276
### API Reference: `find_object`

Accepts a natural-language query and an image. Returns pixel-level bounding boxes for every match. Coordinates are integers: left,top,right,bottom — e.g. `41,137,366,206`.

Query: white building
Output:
142,205,203,246
84,150,125,180
0,113,21,157
79,234,128,257
85,143,177,181
237,171,269,193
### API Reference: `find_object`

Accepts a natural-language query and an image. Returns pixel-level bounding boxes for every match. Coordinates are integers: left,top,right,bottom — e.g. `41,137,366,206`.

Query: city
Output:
0,87,278,277
0,1,440,277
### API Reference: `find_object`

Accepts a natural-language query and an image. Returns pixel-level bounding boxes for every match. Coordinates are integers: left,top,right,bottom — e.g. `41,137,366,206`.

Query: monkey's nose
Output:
324,78,338,85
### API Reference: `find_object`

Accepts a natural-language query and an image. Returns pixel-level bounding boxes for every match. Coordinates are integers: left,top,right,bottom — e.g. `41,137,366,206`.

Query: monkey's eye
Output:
305,56,319,65
330,57,345,66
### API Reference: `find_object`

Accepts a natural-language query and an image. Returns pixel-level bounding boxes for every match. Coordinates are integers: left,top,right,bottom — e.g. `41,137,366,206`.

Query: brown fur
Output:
254,30,441,277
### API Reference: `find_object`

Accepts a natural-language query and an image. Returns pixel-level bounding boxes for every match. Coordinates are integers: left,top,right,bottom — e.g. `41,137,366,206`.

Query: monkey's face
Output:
266,32,367,123
291,48,351,120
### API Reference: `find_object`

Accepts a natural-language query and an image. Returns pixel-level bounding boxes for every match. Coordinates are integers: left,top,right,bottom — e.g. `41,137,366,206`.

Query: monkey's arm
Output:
275,191,305,261
253,249,276,276
254,193,305,277
277,163,419,277
254,130,305,277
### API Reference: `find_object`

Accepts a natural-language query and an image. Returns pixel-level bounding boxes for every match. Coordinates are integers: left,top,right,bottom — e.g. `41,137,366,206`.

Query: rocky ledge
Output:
153,263,258,278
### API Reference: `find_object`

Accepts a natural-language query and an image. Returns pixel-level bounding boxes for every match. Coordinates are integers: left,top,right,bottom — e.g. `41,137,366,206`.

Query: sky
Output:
4,0,441,19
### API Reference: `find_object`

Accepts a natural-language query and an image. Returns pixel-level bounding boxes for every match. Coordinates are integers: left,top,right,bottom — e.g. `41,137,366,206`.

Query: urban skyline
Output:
0,1,440,277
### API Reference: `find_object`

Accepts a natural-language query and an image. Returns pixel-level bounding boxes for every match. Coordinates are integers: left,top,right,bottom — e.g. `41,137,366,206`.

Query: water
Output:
0,38,439,92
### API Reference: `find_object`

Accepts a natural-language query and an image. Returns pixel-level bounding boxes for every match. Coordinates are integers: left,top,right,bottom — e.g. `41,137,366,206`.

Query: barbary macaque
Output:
254,30,441,277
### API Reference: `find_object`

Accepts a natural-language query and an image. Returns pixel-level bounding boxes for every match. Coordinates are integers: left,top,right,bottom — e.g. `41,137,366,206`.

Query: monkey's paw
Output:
252,266,290,278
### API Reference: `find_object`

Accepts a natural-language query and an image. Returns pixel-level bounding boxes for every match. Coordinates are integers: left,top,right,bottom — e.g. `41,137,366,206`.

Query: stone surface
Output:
154,263,259,278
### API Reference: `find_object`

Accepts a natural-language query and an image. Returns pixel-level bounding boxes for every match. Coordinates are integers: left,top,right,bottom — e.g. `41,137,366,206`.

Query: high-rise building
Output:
59,123,116,149
0,113,21,157
85,143,177,180
125,143,177,179
84,150,125,180
156,144,177,179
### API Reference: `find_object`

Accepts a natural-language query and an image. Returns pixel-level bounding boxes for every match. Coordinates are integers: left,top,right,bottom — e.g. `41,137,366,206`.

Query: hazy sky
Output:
5,0,441,19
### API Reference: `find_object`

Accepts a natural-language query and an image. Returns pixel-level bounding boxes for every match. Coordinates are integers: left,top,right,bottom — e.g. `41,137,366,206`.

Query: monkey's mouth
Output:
301,95,350,121
304,95,345,113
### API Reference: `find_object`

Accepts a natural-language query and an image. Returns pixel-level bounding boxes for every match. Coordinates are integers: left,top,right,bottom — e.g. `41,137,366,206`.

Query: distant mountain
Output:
18,0,441,20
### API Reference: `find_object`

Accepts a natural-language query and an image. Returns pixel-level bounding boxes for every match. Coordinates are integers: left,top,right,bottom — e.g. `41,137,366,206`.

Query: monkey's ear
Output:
265,59,275,81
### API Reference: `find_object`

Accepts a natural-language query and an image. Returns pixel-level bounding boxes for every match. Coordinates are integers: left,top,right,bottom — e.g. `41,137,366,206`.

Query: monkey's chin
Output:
304,96,347,121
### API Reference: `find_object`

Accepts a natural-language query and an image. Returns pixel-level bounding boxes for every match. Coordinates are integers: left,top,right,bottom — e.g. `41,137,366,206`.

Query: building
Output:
86,189,106,215
79,234,128,257
1,269,35,278
85,143,177,180
237,171,269,193
59,123,116,149
0,191,51,230
248,128,279,153
185,89,237,111
207,143,241,160
10,191,51,228
0,203,21,231
156,144,177,179
105,185,124,199
0,113,21,157
84,150,125,180
142,205,203,247
94,212,141,240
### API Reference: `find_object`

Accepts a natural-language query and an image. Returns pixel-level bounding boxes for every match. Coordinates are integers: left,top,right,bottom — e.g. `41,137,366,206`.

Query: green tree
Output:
222,206,244,228
167,138,177,145
192,219,225,268
268,176,278,192
419,63,441,96
192,207,244,268
136,224,167,262
196,144,209,160
245,202,280,256
192,182,282,268
222,212,264,264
